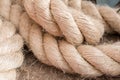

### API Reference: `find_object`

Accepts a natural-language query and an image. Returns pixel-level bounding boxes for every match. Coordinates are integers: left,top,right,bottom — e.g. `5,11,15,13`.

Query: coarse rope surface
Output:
1,0,120,78
24,0,120,45
19,0,120,77
0,0,24,80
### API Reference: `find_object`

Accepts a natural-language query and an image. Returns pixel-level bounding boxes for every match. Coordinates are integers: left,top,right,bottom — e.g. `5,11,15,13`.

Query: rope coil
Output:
0,0,24,80
1,0,120,78
22,0,120,77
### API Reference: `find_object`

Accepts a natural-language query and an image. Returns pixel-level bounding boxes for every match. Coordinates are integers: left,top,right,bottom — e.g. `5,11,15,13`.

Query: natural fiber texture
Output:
0,0,24,80
99,6,120,34
20,0,120,77
24,0,120,45
1,0,119,78
19,14,120,77
81,1,114,33
24,0,104,45
19,17,120,77
15,0,120,78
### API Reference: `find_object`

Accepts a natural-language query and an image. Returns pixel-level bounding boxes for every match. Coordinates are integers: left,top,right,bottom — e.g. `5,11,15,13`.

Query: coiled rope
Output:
1,0,120,78
21,0,120,77
0,0,24,80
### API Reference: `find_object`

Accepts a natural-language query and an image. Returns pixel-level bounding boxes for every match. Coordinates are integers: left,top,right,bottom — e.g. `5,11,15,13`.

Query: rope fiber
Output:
22,0,120,77
1,0,120,79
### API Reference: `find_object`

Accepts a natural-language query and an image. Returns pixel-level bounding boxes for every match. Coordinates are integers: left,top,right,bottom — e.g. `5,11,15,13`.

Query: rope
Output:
81,1,114,33
1,0,120,78
24,0,120,45
0,0,24,80
24,0,104,45
19,15,120,77
21,0,120,77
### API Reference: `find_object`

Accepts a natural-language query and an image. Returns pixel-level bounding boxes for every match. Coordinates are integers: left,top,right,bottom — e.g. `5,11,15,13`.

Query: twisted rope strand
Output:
43,33,73,73
99,6,120,34
97,44,120,63
1,0,120,78
29,23,51,65
27,22,120,77
69,8,103,44
0,18,24,80
18,12,120,76
24,0,62,36
24,0,105,45
81,1,114,33
21,0,120,77
59,40,102,77
0,0,24,80
51,0,83,45
77,45,120,76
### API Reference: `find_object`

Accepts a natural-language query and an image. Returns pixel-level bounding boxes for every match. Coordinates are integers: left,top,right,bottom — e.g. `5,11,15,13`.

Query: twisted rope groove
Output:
69,9,103,44
0,19,23,80
0,0,24,80
20,16,120,77
1,0,120,78
24,0,105,45
20,0,120,77
81,1,112,33
99,6,120,34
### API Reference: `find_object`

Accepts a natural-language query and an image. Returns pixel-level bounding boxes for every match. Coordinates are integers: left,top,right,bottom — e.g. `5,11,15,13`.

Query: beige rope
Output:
99,6,120,34
0,0,24,80
0,70,16,80
18,13,120,77
18,0,120,77
1,0,120,78
0,18,23,80
24,0,104,45
19,16,120,77
81,1,114,33
24,0,120,44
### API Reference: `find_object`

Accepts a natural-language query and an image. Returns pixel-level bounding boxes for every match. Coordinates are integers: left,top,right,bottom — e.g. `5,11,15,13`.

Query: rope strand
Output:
1,0,120,78
21,0,120,77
